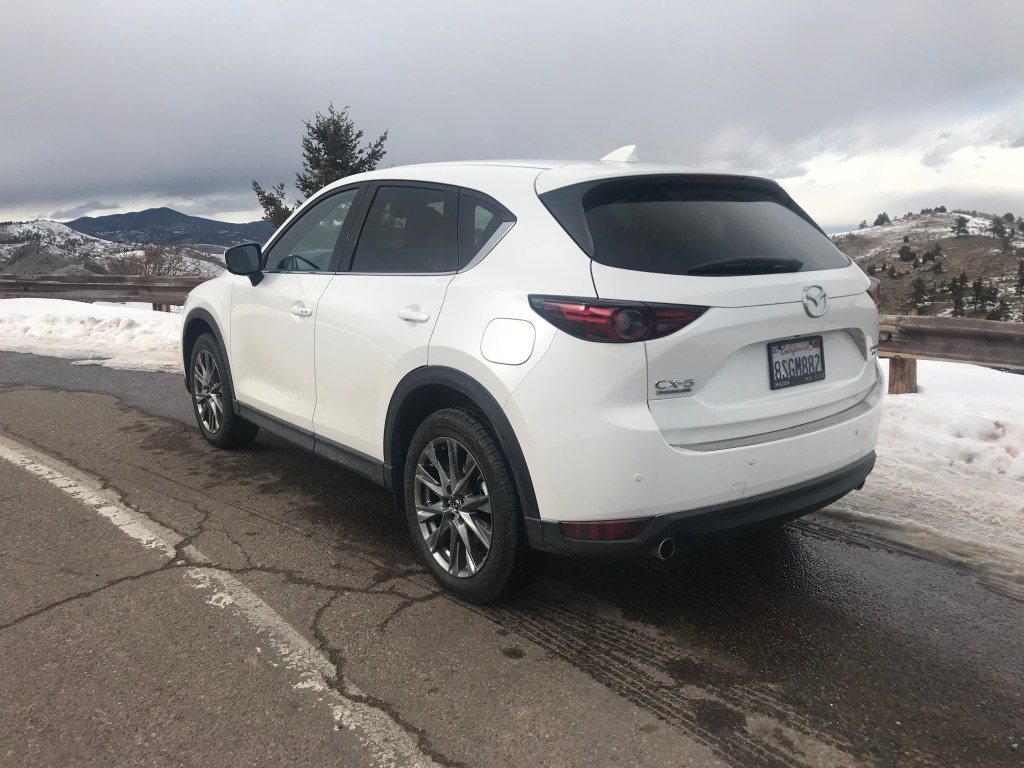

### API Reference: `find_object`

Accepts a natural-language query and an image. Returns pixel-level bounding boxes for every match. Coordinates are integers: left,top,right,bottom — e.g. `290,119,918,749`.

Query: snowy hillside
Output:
831,210,1024,320
830,211,1011,262
0,220,223,277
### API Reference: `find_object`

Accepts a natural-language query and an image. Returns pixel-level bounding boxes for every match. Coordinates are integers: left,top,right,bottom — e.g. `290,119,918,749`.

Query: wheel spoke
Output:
460,511,492,551
425,519,449,553
459,493,490,513
415,501,445,523
451,453,477,496
447,522,460,574
427,443,450,491
455,520,479,574
415,466,445,499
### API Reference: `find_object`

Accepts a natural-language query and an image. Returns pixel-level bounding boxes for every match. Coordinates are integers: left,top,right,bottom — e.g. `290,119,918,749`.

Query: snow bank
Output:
1,298,1022,582
826,359,1024,584
0,298,180,373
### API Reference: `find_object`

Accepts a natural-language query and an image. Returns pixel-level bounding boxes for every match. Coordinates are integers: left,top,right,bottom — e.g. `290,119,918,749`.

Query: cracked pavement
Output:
1,351,1023,767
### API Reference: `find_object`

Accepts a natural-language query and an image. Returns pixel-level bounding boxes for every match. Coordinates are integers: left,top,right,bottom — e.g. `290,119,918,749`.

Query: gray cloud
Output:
1,0,1023,223
49,200,121,220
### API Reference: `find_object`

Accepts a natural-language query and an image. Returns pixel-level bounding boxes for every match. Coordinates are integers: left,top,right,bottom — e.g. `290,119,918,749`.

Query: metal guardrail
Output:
878,314,1024,370
1,277,1021,391
0,274,207,305
878,314,1023,393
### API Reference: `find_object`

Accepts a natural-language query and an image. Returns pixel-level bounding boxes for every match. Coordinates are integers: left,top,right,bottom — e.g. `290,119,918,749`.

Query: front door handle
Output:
398,307,430,323
291,305,313,318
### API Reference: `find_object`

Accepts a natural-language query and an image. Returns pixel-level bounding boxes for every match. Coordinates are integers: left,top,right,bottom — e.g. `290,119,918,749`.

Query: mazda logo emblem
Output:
802,285,828,318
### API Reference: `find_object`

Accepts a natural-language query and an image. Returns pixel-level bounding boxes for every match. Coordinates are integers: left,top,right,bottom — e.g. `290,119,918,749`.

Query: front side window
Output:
350,186,454,273
263,188,360,272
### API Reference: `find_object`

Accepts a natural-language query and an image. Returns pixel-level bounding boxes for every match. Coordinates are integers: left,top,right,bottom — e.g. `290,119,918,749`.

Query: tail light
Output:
867,278,881,308
529,296,707,343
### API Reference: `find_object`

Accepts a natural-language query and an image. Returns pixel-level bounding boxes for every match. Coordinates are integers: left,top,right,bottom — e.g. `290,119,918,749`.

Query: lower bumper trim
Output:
526,451,876,557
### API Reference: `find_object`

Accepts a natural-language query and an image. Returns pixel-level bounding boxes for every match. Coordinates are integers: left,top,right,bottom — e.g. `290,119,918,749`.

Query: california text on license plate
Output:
768,336,825,390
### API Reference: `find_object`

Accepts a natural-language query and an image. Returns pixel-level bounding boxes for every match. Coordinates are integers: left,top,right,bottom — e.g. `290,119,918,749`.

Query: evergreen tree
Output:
1017,260,1024,296
951,216,969,237
898,244,916,262
252,104,388,227
873,212,891,226
910,277,929,313
990,216,1007,240
986,300,1010,321
251,182,293,228
294,104,388,199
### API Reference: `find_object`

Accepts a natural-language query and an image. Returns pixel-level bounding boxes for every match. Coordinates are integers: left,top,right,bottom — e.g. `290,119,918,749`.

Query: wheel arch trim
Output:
182,307,235,399
384,366,541,521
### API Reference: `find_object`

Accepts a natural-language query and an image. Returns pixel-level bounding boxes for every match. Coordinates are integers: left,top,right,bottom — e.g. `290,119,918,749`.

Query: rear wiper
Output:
686,257,803,276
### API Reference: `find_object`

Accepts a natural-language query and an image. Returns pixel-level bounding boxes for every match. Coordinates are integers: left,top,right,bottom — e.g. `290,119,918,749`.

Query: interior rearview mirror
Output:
225,243,264,285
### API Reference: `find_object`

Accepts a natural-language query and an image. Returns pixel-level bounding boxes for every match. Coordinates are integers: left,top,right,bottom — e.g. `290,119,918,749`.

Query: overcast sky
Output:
2,0,1022,228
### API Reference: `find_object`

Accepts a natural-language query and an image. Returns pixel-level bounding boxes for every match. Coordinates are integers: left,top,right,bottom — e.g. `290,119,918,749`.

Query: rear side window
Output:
350,186,456,273
457,193,513,268
542,178,849,275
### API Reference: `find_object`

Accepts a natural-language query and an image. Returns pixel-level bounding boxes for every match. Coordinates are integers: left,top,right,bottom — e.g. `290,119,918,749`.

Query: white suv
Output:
182,155,882,603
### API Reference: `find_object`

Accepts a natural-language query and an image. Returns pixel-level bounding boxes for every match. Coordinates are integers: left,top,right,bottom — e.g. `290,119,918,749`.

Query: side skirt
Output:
235,403,387,487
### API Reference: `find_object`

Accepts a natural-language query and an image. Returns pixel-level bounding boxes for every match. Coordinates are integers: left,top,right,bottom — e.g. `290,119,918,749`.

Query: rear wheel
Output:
404,408,530,603
189,333,259,449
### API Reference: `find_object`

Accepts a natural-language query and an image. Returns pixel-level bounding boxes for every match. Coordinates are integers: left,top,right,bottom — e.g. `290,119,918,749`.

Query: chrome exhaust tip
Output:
651,537,676,561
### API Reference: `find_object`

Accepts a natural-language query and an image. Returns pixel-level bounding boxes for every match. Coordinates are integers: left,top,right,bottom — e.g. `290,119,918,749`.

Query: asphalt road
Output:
0,351,1022,767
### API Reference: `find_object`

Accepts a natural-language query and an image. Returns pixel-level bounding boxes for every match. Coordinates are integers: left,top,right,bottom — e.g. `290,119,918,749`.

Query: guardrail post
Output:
888,358,917,395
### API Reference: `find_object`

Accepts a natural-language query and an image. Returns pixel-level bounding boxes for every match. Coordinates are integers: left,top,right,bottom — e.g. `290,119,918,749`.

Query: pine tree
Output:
1016,260,1024,296
252,104,388,227
873,212,891,226
990,217,1007,240
294,104,388,199
910,277,929,313
951,216,969,237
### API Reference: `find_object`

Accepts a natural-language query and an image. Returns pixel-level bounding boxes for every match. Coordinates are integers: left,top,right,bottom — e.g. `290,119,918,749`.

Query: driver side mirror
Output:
225,243,264,286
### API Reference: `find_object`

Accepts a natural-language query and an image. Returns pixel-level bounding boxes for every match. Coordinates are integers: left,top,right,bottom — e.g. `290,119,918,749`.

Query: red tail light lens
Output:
529,296,707,343
561,518,653,541
867,278,881,308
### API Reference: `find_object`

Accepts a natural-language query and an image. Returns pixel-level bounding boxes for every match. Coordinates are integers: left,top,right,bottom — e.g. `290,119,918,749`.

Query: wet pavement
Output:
0,351,1022,767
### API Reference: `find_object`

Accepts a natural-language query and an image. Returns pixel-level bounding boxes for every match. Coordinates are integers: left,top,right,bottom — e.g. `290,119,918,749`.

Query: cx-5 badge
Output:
655,378,694,394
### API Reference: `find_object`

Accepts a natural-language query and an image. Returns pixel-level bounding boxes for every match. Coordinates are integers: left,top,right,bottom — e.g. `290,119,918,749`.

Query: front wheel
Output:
189,333,259,449
404,408,530,603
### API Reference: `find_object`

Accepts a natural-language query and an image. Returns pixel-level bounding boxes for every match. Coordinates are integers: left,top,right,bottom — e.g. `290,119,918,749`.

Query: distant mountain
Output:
0,220,223,277
65,207,274,248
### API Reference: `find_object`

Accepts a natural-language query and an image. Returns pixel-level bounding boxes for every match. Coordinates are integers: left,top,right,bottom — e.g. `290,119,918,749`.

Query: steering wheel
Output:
280,254,321,271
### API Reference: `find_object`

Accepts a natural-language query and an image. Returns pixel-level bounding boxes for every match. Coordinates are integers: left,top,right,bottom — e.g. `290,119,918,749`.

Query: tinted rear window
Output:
542,178,849,275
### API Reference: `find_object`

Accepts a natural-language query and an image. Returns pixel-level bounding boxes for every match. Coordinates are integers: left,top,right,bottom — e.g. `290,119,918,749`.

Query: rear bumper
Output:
526,451,875,556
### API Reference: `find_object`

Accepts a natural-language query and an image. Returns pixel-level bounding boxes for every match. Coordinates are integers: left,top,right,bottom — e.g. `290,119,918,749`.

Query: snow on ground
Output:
0,298,180,372
827,359,1024,585
1,298,1022,581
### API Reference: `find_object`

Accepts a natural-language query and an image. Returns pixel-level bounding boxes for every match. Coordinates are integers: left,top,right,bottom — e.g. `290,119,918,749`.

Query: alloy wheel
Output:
192,349,224,434
414,437,493,577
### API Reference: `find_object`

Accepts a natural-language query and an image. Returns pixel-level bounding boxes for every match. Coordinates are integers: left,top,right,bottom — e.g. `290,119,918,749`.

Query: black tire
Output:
404,407,531,603
188,333,259,449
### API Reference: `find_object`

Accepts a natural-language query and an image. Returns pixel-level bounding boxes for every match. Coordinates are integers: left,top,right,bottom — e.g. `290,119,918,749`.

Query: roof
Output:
313,159,775,199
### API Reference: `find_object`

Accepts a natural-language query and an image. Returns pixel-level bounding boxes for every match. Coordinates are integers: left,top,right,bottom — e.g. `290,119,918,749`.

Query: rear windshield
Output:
541,178,849,275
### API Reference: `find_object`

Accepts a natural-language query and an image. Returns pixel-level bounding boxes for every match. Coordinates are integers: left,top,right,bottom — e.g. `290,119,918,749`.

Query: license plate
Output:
768,336,825,390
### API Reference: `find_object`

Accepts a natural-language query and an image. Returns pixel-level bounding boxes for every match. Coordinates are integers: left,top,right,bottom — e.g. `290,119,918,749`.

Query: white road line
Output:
0,432,439,768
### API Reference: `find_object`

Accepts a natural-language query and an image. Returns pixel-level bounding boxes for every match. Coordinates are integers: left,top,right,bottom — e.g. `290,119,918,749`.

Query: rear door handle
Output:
398,307,430,323
291,305,313,318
